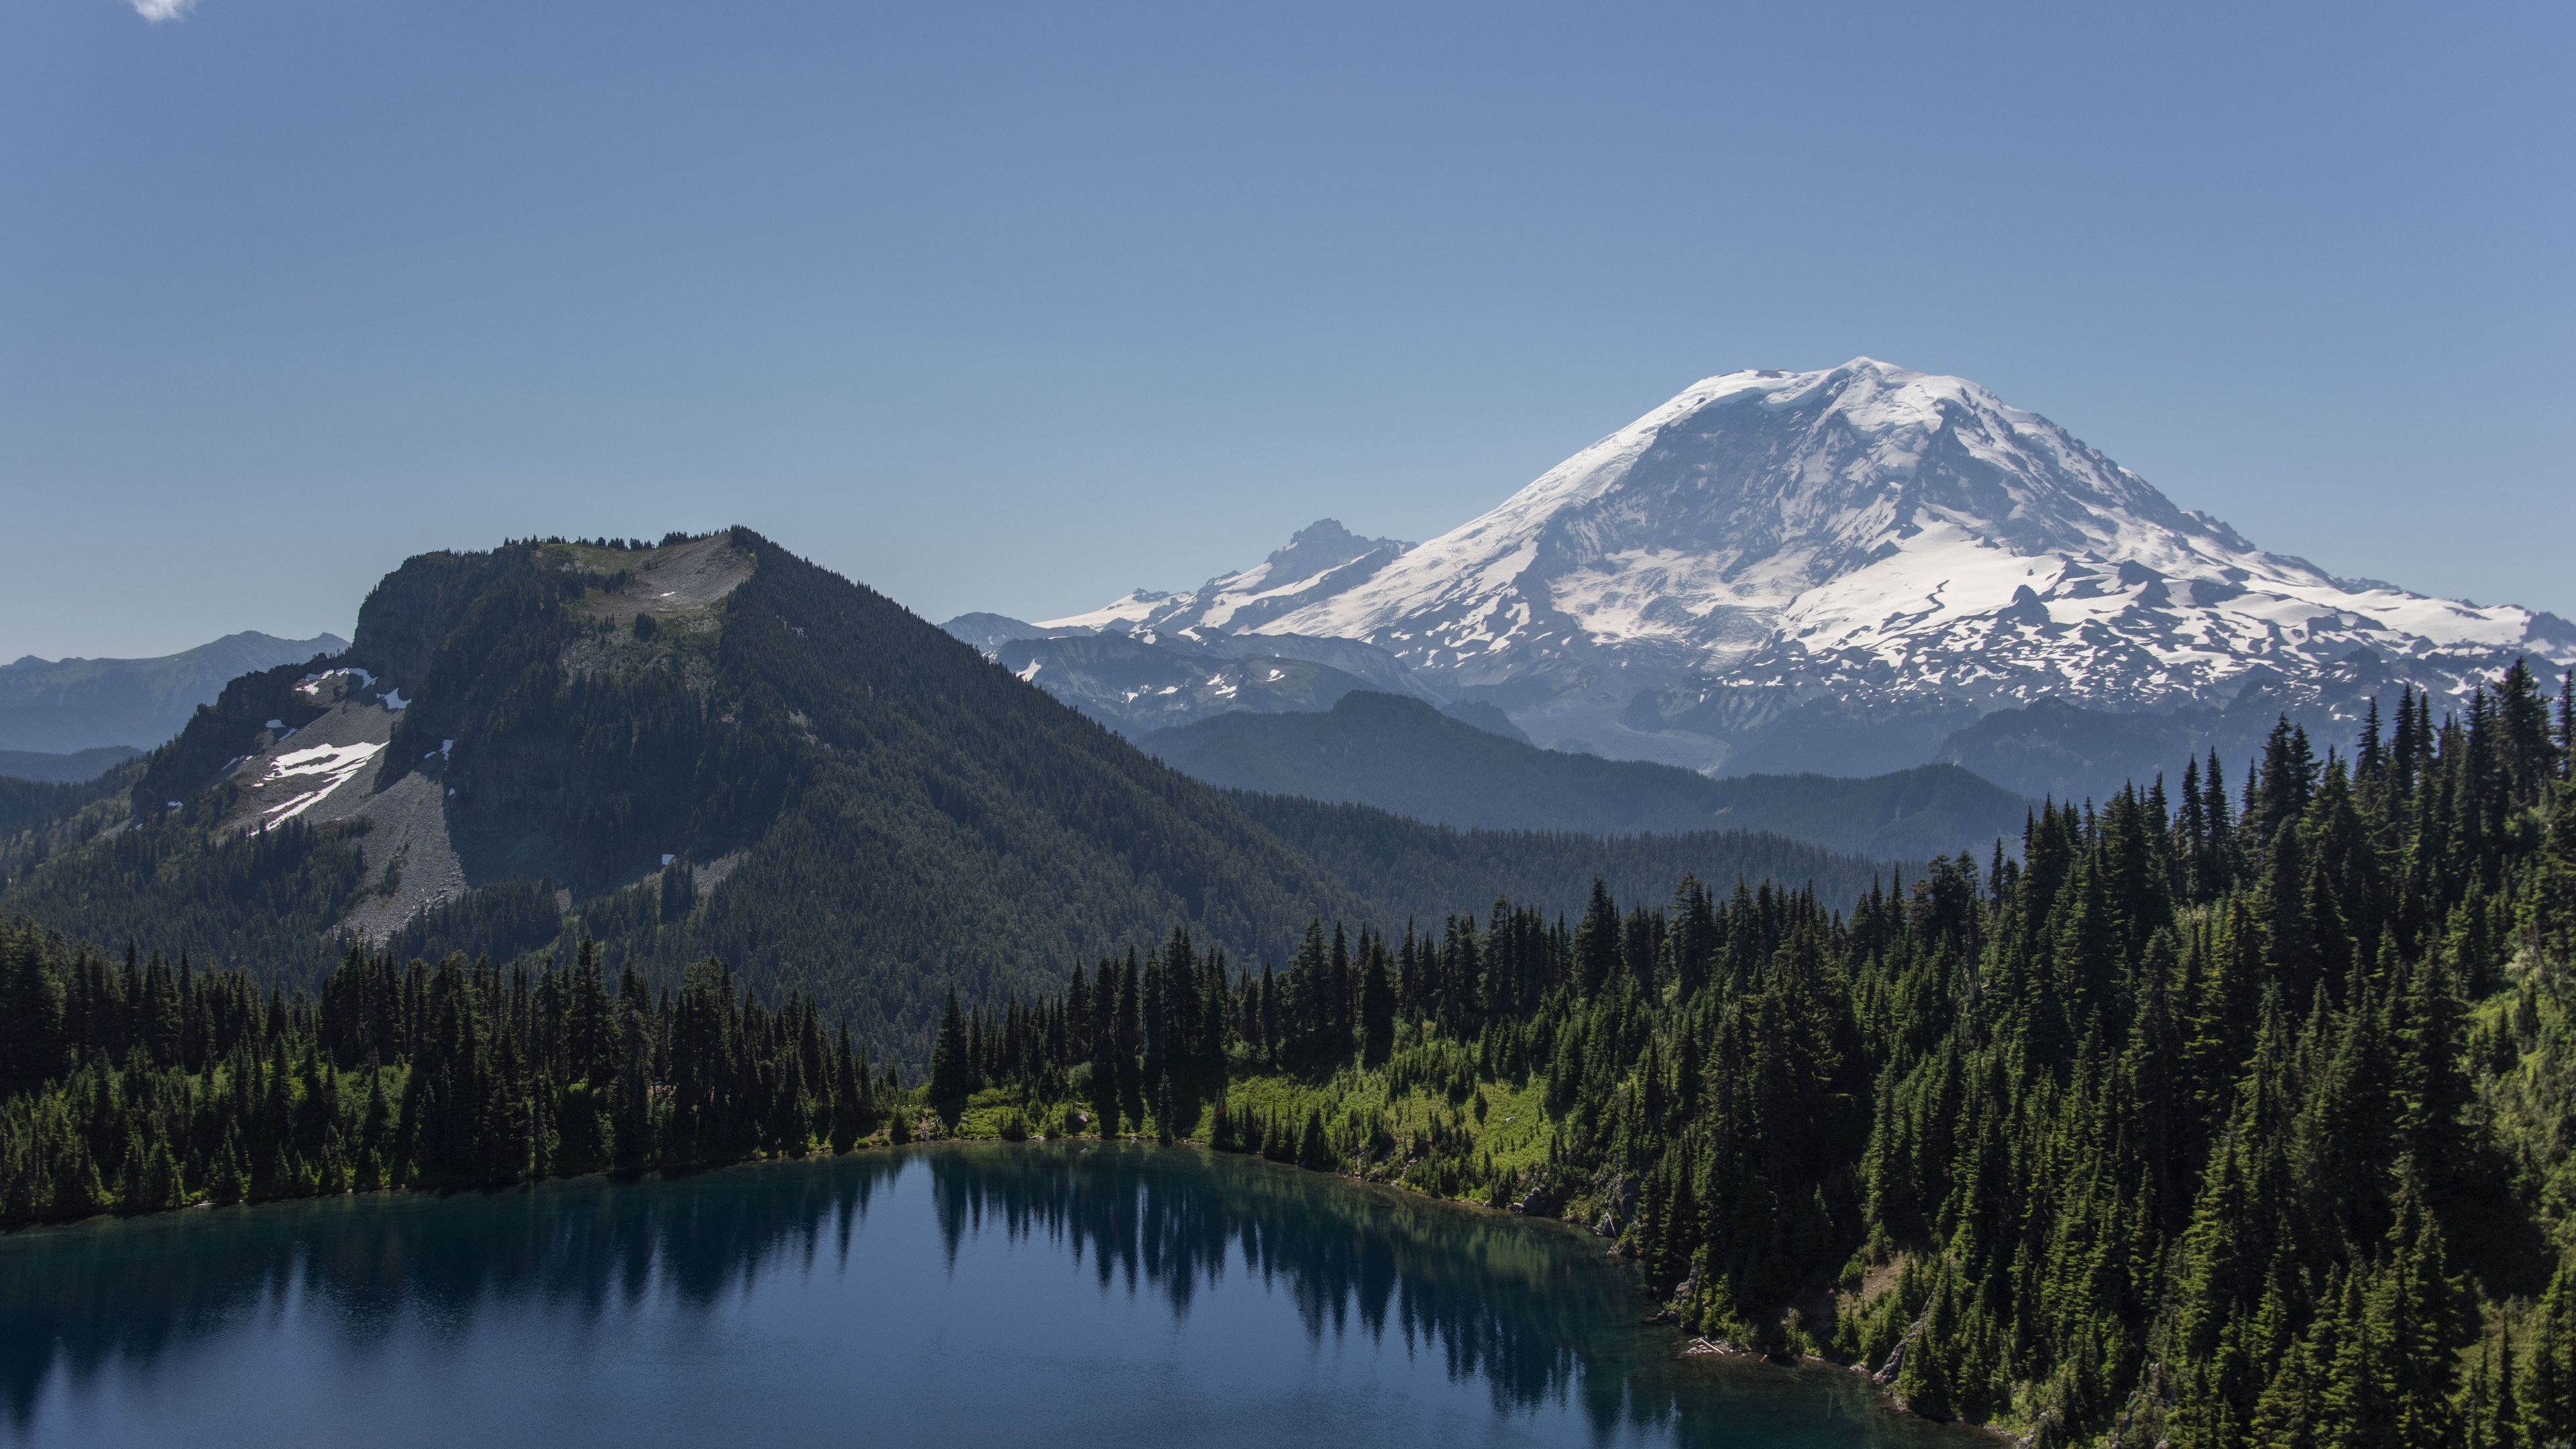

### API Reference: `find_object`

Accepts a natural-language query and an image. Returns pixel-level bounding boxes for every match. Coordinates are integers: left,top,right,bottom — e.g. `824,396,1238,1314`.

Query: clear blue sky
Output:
5,1,2569,660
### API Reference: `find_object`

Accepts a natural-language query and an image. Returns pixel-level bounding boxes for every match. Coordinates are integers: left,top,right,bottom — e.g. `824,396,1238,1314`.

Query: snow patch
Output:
258,740,384,828
295,667,376,699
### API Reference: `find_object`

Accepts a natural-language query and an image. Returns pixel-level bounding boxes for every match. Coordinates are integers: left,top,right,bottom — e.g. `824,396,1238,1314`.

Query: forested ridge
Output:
7,641,2573,1446
929,663,2576,1446
0,531,1890,1065
1140,688,2035,860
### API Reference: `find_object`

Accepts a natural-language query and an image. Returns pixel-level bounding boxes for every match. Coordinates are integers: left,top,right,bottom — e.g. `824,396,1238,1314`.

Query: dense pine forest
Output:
0,934,899,1216
5,659,2573,1448
937,664,2576,1448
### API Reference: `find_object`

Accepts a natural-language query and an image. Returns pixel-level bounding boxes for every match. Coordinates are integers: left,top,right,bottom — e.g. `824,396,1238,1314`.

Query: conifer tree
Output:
928,988,973,1106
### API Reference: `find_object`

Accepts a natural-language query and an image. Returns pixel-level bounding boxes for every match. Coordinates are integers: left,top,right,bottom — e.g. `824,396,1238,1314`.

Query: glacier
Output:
1010,359,2573,785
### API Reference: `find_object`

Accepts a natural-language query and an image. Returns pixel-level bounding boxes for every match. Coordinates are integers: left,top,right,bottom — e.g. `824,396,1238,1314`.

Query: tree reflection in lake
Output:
1,1144,1958,1448
925,1146,1635,1422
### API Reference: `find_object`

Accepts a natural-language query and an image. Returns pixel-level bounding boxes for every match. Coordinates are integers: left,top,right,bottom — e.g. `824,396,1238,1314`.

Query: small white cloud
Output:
130,0,195,20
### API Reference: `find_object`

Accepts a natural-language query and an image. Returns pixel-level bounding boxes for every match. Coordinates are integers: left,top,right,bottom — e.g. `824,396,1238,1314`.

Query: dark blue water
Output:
1,1144,1957,1448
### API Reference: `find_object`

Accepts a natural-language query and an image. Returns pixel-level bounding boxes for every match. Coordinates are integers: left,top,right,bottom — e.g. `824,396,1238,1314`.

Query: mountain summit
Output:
1031,360,2574,778
1040,518,1413,639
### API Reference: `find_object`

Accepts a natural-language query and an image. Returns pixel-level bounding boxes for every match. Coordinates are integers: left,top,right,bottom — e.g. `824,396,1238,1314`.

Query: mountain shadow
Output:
1142,692,2031,861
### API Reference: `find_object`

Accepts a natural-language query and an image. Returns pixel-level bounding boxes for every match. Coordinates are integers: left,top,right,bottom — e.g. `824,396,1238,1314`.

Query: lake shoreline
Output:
5,1129,2000,1445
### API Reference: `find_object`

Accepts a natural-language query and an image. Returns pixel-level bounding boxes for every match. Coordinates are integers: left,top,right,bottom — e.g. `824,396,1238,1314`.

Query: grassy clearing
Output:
918,1058,1568,1218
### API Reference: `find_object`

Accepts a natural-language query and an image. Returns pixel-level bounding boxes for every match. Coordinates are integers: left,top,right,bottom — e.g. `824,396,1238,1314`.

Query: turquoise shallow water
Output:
0,1143,1962,1448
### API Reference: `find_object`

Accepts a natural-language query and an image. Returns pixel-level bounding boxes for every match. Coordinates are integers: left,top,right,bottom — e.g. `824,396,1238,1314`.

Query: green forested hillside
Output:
0,757,144,897
1142,691,2033,859
0,765,127,843
1231,790,1889,924
1,533,1367,1056
954,663,2576,1446
0,531,1892,1065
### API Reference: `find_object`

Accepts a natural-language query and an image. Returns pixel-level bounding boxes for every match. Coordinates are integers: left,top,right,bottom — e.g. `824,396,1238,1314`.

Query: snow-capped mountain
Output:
938,521,1439,735
1028,360,2574,783
1041,519,1415,639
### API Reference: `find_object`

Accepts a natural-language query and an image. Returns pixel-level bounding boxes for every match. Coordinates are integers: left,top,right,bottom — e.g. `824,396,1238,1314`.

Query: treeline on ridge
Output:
0,935,900,1215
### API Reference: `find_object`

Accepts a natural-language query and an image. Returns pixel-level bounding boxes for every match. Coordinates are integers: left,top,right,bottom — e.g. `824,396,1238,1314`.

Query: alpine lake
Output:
1,1143,1970,1448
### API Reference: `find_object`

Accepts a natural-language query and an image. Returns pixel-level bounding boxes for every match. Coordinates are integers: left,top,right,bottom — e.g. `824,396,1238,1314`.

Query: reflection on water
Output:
0,1145,1955,1448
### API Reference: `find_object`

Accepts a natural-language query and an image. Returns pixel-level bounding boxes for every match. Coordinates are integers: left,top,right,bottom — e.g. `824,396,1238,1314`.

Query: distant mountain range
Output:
0,746,142,784
942,606,1548,743
0,631,347,756
943,551,1454,737
1140,690,2031,862
979,361,2574,799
